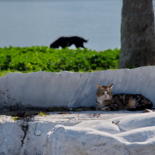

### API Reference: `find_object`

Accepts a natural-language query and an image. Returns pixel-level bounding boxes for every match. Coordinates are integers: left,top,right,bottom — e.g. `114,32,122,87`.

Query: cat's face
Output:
96,84,113,106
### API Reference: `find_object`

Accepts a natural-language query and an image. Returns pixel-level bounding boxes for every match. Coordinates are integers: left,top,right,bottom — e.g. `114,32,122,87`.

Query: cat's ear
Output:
96,84,101,88
108,83,113,89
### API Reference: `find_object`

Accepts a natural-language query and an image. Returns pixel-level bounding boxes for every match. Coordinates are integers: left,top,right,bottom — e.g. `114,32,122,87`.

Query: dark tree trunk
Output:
120,0,155,68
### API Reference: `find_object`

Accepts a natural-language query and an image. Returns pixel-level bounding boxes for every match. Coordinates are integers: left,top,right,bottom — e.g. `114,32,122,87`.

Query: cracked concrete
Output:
20,118,29,147
0,66,155,111
0,67,155,154
0,111,155,155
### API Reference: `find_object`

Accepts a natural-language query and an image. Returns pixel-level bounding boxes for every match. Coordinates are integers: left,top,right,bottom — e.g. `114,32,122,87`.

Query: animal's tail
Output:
83,39,88,43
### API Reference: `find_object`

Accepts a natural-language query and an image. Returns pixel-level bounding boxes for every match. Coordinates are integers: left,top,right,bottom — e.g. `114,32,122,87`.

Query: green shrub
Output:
0,46,120,73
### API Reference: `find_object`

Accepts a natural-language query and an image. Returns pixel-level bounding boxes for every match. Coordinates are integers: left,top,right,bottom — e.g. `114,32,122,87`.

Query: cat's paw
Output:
143,109,153,113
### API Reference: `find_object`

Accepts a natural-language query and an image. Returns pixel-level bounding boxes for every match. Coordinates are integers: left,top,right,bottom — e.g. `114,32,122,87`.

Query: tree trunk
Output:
120,0,155,68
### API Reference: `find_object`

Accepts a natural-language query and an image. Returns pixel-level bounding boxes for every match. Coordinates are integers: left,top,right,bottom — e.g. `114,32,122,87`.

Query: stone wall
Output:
1,112,155,155
0,66,155,110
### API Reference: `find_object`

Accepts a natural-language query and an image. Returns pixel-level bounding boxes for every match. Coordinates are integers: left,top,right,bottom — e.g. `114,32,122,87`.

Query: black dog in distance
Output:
50,36,88,48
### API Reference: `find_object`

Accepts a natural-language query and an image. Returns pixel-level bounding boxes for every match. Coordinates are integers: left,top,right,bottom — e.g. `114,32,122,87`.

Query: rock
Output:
1,112,155,155
0,66,155,110
44,112,155,155
0,116,23,155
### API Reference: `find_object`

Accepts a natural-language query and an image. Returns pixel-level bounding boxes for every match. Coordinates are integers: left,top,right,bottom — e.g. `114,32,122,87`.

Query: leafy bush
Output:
0,46,120,73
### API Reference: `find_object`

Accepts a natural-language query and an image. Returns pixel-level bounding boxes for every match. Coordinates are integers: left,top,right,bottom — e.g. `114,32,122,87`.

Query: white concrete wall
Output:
1,112,155,155
0,66,155,109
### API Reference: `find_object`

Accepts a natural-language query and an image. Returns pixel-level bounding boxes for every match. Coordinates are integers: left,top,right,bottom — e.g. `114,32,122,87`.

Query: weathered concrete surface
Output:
1,111,155,155
0,66,155,109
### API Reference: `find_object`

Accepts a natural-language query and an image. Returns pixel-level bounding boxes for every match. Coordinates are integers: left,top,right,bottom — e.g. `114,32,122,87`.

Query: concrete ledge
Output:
1,111,155,155
0,66,155,110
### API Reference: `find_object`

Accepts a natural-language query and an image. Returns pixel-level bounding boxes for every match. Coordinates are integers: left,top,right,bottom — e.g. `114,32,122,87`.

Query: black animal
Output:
50,36,88,48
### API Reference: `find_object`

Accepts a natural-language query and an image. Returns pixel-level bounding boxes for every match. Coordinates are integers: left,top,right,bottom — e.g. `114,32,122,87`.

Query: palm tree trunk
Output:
120,0,155,68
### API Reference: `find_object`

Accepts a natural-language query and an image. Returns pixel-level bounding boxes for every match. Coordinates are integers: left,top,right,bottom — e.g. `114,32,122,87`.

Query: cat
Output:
96,84,153,111
50,36,87,48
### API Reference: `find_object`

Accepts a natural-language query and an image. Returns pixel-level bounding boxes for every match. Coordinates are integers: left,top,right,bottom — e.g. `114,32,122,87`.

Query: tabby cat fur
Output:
96,84,153,111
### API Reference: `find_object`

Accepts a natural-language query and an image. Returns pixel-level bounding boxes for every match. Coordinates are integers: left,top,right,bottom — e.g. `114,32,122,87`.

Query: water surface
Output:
0,0,128,50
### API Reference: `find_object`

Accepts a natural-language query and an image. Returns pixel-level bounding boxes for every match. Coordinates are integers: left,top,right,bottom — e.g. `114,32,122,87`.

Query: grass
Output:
12,116,20,121
0,46,120,76
38,111,48,116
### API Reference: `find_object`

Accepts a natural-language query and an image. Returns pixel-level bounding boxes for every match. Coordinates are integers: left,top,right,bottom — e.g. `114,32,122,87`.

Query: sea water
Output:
1,0,153,51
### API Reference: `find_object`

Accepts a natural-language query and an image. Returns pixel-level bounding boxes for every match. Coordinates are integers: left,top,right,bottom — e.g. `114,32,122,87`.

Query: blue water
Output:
0,0,122,50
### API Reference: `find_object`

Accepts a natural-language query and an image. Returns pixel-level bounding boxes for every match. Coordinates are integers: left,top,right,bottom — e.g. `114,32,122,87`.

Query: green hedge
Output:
0,46,120,72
